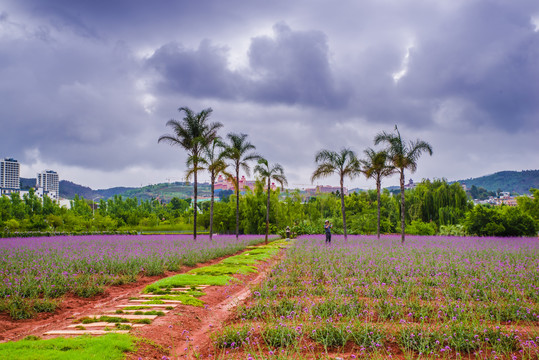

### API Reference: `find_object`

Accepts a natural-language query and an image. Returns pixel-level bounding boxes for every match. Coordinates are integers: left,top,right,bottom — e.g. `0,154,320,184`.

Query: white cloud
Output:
392,42,414,83
532,15,539,32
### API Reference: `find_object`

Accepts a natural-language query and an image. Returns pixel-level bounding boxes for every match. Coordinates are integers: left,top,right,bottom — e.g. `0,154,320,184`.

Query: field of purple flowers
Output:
213,235,539,359
0,234,276,319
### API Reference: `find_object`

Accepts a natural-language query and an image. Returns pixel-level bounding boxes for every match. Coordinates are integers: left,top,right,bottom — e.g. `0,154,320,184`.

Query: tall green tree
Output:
158,107,223,240
360,148,395,239
375,125,433,243
254,158,288,244
200,138,231,240
311,148,361,240
223,133,260,239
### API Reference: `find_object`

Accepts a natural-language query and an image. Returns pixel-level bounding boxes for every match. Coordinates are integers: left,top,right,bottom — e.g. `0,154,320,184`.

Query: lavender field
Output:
214,235,539,359
0,234,277,318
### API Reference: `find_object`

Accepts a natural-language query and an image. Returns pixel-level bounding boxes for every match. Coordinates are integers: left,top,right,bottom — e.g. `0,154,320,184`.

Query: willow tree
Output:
254,158,288,244
360,148,395,239
375,125,433,243
223,133,259,239
311,148,361,241
158,107,222,240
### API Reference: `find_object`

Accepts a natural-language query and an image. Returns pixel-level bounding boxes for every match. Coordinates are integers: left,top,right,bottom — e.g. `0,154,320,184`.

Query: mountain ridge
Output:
19,169,538,200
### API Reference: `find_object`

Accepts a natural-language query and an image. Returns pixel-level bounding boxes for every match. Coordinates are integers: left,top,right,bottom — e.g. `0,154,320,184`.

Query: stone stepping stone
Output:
83,314,158,319
67,322,146,328
44,330,130,336
106,310,170,314
170,285,209,291
115,303,177,308
129,299,183,304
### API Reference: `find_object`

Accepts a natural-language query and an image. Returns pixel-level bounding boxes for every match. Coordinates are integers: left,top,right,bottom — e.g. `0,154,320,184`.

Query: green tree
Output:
70,195,92,219
517,188,539,227
375,125,433,243
223,133,260,239
158,106,223,240
4,219,20,232
311,148,361,240
360,148,395,238
200,138,231,240
10,192,26,220
254,158,288,244
0,196,11,223
465,204,536,236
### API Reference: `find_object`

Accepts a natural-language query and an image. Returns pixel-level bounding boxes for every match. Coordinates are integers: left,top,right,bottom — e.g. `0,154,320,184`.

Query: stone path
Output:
43,286,210,338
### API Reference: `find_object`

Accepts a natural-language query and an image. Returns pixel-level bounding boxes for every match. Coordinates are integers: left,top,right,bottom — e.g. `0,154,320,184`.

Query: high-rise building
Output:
0,158,20,195
36,170,60,200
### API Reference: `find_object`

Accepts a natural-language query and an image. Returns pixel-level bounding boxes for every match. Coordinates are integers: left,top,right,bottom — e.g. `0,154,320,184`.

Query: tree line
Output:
1,180,537,237
1,106,537,238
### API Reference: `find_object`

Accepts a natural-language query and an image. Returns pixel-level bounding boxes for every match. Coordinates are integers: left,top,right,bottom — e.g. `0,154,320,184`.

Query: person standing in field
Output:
324,220,332,244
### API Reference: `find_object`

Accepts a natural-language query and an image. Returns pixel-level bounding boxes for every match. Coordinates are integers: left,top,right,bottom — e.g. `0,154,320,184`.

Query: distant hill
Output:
19,169,538,201
119,182,211,202
95,186,136,199
59,180,95,199
455,170,539,195
20,178,95,198
20,178,36,190
21,178,206,201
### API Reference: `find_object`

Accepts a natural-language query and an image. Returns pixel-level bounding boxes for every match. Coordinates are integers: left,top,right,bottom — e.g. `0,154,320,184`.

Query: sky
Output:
1,0,538,191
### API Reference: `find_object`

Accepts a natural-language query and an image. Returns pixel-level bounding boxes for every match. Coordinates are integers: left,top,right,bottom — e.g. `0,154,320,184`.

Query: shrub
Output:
211,325,251,349
263,324,299,347
310,324,349,348
406,220,437,235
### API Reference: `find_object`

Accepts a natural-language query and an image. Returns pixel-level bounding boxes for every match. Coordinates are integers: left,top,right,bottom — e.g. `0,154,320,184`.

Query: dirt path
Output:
0,247,278,344
125,252,282,359
174,258,277,358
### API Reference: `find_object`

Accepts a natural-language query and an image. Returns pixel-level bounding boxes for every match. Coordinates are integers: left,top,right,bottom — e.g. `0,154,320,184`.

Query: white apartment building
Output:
0,158,20,195
36,170,60,200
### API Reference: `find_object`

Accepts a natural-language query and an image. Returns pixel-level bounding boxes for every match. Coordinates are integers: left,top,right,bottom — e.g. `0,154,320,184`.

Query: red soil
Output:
0,248,282,360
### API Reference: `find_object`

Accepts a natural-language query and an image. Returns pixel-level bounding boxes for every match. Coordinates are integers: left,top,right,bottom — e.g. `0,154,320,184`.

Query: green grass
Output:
0,333,135,360
138,239,286,314
144,274,233,293
188,264,257,275
143,294,205,307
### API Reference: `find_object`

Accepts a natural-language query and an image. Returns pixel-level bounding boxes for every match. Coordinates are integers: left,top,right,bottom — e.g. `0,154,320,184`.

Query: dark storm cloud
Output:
247,23,348,108
397,1,539,131
1,0,538,188
146,23,348,108
0,7,158,171
147,40,245,100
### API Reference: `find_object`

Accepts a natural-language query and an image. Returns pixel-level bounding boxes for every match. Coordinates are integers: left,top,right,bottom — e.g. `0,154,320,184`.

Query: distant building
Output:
404,179,416,190
36,170,60,201
214,175,276,192
0,158,20,195
305,185,348,196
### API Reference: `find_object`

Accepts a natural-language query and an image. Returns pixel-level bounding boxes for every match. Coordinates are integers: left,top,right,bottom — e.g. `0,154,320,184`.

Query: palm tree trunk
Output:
340,177,347,241
400,169,405,243
235,167,240,240
209,174,215,241
193,169,198,241
376,176,381,239
265,179,270,245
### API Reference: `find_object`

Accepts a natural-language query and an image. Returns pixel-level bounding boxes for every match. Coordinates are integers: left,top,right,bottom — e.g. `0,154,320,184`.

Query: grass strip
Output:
144,274,233,293
142,240,286,308
0,333,135,360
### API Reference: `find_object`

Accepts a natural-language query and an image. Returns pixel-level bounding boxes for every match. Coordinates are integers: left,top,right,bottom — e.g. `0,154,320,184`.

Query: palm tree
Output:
200,138,231,240
360,148,396,239
254,158,288,244
374,125,433,243
158,107,223,240
223,133,260,239
311,148,361,241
